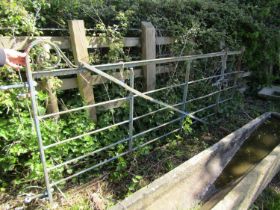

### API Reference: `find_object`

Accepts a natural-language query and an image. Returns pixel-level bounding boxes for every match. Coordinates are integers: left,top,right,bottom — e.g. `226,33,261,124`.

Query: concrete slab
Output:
212,143,280,210
110,112,278,210
258,86,280,100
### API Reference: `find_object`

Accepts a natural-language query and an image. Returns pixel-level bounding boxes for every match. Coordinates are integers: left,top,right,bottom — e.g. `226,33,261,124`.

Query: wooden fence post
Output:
141,21,156,91
42,79,60,117
68,20,97,121
41,44,60,118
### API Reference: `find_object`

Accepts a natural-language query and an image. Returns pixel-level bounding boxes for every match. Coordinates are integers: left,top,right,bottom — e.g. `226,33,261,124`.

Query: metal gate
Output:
1,39,244,205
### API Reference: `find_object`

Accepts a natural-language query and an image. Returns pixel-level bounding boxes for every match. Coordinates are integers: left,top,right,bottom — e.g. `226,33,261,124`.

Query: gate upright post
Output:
25,55,53,205
128,68,135,150
216,49,228,112
180,61,191,129
233,47,245,88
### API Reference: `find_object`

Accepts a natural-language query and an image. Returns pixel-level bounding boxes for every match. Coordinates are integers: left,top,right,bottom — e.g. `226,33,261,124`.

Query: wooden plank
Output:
0,36,173,50
88,37,140,48
68,20,97,121
59,65,174,90
141,22,156,91
124,37,141,47
40,43,60,118
240,71,251,78
97,100,128,112
0,36,70,50
39,67,249,91
156,37,174,45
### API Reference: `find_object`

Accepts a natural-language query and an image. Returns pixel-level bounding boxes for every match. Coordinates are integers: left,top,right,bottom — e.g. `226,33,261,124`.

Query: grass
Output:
251,188,280,210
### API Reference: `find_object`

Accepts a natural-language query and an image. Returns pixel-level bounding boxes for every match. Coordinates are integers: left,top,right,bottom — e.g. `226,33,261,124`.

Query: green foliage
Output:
0,0,279,198
182,117,193,134
1,0,279,78
0,0,45,35
126,175,143,196
251,188,280,210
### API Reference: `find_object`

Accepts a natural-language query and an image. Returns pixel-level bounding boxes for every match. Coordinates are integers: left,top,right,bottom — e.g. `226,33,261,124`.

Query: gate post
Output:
128,68,135,151
180,61,191,129
41,43,60,118
68,20,97,121
25,55,54,205
216,49,228,112
141,21,156,91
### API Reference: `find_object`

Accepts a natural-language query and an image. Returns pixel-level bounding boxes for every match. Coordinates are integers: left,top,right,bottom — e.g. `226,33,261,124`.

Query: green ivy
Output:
0,0,279,196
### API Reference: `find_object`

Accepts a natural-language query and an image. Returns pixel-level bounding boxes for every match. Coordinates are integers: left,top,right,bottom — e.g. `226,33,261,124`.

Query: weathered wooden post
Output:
216,49,228,113
41,44,60,118
141,21,156,91
41,79,60,117
68,20,97,121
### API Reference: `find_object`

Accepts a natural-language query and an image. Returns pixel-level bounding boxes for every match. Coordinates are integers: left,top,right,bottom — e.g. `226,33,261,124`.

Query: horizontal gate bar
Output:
50,150,131,186
48,136,130,171
39,97,129,120
32,50,241,78
135,128,181,149
49,102,225,186
133,86,236,121
188,71,244,85
190,98,232,115
48,117,182,171
187,86,236,103
38,71,239,120
47,97,232,171
0,82,32,90
134,112,217,150
45,91,233,150
81,62,206,124
133,117,182,138
44,120,129,149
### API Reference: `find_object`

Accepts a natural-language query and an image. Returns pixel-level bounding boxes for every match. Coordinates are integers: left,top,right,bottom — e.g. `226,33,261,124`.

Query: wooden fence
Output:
0,20,248,121
0,20,177,120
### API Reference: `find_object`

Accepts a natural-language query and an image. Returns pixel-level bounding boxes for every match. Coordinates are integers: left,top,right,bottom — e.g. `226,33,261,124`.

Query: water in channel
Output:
201,116,280,210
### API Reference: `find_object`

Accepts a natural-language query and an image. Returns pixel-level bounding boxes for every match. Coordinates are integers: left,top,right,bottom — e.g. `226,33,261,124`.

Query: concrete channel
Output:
111,112,280,210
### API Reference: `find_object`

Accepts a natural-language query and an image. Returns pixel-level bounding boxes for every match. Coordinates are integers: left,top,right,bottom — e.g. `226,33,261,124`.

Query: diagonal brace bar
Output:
80,62,206,124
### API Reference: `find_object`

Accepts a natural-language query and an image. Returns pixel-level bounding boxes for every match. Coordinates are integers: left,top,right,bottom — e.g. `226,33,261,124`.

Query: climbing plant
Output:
0,0,279,195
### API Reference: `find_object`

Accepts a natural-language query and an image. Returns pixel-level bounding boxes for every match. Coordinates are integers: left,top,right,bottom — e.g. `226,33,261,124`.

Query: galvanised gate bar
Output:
1,39,245,205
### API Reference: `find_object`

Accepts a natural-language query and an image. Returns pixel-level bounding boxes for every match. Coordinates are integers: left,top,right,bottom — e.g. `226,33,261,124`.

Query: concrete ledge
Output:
111,112,275,210
258,86,280,100
212,142,280,210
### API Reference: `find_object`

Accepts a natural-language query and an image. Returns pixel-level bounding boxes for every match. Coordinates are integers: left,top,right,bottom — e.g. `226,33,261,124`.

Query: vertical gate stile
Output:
25,56,53,205
129,68,135,151
216,49,228,113
233,47,245,96
180,61,191,129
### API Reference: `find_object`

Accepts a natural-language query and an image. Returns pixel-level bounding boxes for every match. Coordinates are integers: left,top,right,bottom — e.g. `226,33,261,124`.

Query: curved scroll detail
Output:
25,39,77,70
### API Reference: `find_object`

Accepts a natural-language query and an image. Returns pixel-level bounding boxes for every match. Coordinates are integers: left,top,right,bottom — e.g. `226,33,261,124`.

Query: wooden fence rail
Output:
0,20,248,121
0,20,174,119
0,36,173,50
0,20,175,120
